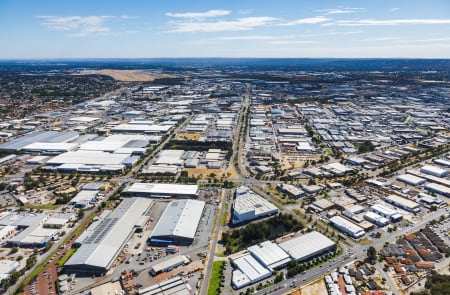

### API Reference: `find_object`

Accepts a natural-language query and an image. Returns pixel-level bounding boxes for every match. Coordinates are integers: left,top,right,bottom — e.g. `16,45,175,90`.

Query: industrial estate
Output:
0,59,449,295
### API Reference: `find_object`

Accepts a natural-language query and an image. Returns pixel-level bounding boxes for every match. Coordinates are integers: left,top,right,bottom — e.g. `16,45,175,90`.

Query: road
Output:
200,189,229,295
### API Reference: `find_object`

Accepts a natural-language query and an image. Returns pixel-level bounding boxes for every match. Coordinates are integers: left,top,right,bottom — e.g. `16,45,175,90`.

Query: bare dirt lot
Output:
76,69,177,82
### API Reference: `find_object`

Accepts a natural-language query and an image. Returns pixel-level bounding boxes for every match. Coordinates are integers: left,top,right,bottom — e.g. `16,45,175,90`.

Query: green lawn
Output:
221,203,229,226
207,261,225,295
22,203,61,210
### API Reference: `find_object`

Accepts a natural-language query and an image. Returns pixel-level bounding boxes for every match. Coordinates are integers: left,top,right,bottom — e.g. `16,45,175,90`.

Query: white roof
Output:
279,231,335,261
22,142,78,152
420,165,448,176
124,183,198,196
248,241,291,269
397,174,426,185
70,190,97,204
48,151,131,166
151,200,205,240
233,187,279,221
329,216,365,237
111,124,171,133
68,116,100,123
232,253,271,282
385,194,420,210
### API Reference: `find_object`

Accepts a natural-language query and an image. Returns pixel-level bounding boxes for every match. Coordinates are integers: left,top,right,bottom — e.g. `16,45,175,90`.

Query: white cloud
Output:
389,8,400,13
330,18,450,26
37,16,114,37
214,35,281,41
119,15,139,19
36,15,138,37
238,9,253,15
268,40,317,45
280,16,332,26
168,16,279,32
317,7,365,15
165,10,231,19
326,30,363,35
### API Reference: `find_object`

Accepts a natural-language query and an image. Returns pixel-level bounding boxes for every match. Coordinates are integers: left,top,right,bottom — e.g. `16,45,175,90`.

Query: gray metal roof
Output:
150,199,205,241
65,197,153,271
0,131,79,151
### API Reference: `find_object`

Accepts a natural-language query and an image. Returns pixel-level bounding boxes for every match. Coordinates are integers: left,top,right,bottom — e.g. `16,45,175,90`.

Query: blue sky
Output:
1,0,450,58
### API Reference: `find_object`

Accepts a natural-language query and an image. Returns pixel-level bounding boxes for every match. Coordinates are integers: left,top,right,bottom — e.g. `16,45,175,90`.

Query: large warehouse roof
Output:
65,198,153,273
123,183,199,197
0,131,79,151
248,241,291,270
279,231,335,261
231,253,271,289
47,150,131,166
233,186,278,223
150,199,205,244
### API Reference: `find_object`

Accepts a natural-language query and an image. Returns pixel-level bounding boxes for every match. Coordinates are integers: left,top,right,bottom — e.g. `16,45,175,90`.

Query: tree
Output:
367,246,377,262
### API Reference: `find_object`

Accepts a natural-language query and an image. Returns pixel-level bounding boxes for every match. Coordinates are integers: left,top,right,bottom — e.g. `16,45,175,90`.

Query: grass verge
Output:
207,261,225,295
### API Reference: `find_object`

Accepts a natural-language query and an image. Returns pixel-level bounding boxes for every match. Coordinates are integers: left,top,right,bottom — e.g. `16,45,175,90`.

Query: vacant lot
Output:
77,69,177,82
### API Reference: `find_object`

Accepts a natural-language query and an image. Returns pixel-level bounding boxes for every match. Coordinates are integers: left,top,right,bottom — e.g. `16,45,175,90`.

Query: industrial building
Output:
420,165,449,178
231,253,272,289
0,130,79,152
123,183,199,198
425,182,450,197
279,231,336,261
364,212,390,227
371,204,403,222
329,216,365,239
149,199,205,245
276,183,305,199
248,241,291,270
0,260,20,280
385,194,420,214
397,174,426,186
139,276,192,295
149,255,190,276
232,186,279,224
65,198,153,275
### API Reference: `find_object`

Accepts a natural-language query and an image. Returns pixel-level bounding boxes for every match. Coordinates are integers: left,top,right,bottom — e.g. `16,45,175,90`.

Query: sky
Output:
1,0,450,58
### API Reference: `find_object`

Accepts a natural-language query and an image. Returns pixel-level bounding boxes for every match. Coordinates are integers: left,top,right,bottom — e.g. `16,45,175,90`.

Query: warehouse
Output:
69,190,98,208
279,231,336,261
364,212,390,227
111,123,172,134
123,183,199,198
149,199,205,245
21,142,79,154
420,165,449,178
276,183,305,199
149,255,190,276
407,170,450,188
232,186,279,224
385,194,420,214
8,226,57,248
0,260,20,280
418,193,445,206
397,174,426,186
425,182,450,197
139,276,191,295
329,216,365,239
248,241,291,270
65,198,153,274
231,253,272,289
0,130,79,152
434,158,450,167
371,204,403,222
